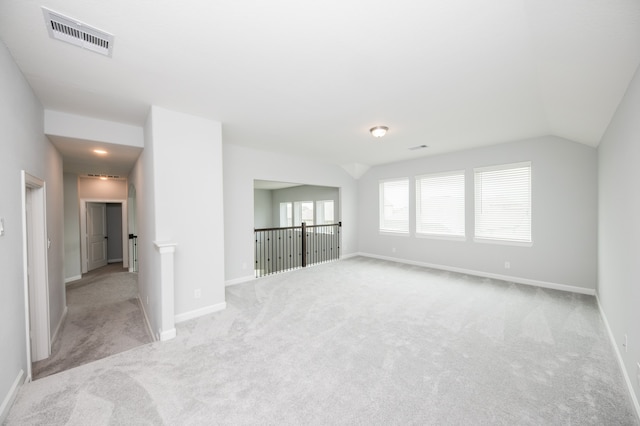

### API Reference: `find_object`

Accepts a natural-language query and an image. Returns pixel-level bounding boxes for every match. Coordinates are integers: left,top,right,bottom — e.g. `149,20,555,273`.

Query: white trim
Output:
108,258,123,263
138,296,157,342
340,252,360,260
0,369,24,424
51,306,68,344
596,294,640,422
226,275,255,287
356,252,595,295
175,302,227,323
159,328,177,341
64,275,82,284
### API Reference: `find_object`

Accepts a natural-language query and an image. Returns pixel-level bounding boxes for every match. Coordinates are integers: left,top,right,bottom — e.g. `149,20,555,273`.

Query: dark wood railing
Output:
254,222,341,278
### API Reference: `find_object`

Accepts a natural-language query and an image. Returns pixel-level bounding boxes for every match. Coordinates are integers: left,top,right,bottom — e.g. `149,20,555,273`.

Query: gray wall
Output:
271,185,339,227
63,173,81,281
598,63,640,411
253,189,273,228
0,41,65,419
106,203,123,262
358,135,598,292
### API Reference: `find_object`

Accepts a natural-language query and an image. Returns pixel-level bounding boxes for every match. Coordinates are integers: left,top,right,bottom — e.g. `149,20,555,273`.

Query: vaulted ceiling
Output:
1,0,639,170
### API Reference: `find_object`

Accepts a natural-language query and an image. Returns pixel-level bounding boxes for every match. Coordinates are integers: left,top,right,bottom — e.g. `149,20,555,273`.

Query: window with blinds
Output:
416,171,465,238
379,178,409,233
474,162,531,243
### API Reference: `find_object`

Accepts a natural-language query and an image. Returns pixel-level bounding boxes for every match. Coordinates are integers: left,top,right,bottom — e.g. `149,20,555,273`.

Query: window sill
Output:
416,234,466,242
473,237,533,247
379,230,410,237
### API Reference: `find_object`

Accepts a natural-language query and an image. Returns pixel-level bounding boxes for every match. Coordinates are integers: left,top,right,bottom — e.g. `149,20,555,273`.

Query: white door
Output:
87,202,108,271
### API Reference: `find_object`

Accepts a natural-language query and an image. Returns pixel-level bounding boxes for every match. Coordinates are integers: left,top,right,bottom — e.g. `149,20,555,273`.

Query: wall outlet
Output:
0,217,4,236
242,262,247,270
504,261,511,269
623,334,628,352
392,247,397,253
146,296,149,305
194,289,201,299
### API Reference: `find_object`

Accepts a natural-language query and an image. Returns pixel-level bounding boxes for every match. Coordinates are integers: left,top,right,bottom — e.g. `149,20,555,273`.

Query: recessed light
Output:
100,176,108,181
93,149,108,155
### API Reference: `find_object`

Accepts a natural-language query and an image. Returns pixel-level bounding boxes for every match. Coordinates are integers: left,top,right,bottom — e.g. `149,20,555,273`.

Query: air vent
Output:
42,7,114,57
86,174,122,179
408,145,428,151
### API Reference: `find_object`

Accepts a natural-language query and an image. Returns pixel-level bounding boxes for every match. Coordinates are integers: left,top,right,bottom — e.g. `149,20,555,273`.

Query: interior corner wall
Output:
223,144,358,283
149,106,225,318
357,135,597,292
598,62,640,413
63,173,81,282
0,40,64,420
253,189,273,228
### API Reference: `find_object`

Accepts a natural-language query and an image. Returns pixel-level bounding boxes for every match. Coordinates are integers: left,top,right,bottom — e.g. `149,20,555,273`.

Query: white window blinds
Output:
416,171,465,237
379,178,409,233
474,162,531,243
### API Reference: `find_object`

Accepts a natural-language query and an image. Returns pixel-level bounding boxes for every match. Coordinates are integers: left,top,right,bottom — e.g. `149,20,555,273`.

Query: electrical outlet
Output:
146,296,149,305
194,289,201,299
0,217,4,236
242,262,247,270
504,261,510,269
392,247,397,253
624,334,628,352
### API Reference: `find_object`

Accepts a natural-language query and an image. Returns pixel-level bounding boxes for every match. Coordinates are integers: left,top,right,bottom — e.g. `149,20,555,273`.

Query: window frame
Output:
379,177,410,235
415,170,466,241
474,161,532,246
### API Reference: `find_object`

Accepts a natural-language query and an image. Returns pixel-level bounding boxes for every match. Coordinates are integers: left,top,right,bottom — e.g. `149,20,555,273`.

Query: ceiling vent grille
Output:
42,7,114,57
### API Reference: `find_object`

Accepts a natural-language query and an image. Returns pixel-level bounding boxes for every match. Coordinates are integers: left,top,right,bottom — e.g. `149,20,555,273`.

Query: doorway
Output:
21,171,51,379
80,199,128,274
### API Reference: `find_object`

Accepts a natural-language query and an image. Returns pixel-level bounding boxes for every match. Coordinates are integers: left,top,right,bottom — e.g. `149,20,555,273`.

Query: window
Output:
416,171,465,238
316,200,335,225
279,202,292,227
379,178,409,234
294,201,314,226
474,162,531,244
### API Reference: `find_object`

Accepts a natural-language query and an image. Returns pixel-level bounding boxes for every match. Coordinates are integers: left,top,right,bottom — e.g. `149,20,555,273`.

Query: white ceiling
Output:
1,0,639,171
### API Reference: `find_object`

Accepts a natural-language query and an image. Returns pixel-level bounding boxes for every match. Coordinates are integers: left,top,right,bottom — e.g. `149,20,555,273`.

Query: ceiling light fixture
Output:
93,149,108,155
370,126,389,138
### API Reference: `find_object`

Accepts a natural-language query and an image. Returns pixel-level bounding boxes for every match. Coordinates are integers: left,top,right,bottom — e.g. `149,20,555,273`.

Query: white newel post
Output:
154,241,177,341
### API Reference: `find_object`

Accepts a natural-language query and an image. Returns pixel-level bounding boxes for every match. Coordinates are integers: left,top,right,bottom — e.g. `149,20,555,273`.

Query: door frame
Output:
21,171,50,378
80,198,128,274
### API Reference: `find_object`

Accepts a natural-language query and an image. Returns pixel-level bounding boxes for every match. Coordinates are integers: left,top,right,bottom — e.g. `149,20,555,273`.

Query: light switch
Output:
0,217,4,236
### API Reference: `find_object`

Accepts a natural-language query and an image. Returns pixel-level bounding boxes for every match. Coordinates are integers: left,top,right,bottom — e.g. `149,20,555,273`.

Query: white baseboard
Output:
64,275,82,284
108,258,123,263
596,294,640,422
225,275,255,287
356,252,596,295
159,328,176,341
137,296,157,342
0,369,24,424
340,252,360,260
51,306,68,344
175,302,227,323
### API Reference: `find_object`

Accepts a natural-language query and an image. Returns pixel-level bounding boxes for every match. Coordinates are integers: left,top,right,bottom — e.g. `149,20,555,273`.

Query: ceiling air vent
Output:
42,7,114,57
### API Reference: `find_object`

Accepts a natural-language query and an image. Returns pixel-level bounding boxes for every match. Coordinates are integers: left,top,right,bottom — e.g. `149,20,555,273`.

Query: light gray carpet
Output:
32,264,153,380
6,257,638,425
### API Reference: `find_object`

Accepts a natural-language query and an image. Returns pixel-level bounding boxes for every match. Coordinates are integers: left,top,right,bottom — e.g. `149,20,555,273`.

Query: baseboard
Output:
596,294,640,422
225,275,255,287
51,306,68,344
340,252,360,260
137,296,157,342
108,258,123,263
0,369,24,424
159,328,176,341
175,302,227,323
356,252,596,295
64,275,82,284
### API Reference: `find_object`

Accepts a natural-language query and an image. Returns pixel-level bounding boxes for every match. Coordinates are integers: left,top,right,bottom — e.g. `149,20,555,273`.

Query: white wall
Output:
358,136,597,293
139,106,225,335
253,189,273,228
223,144,358,283
0,41,64,420
78,177,127,199
63,173,81,282
598,63,640,414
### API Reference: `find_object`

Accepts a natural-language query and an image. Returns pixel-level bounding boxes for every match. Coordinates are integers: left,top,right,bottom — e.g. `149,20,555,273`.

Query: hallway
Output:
32,263,153,379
